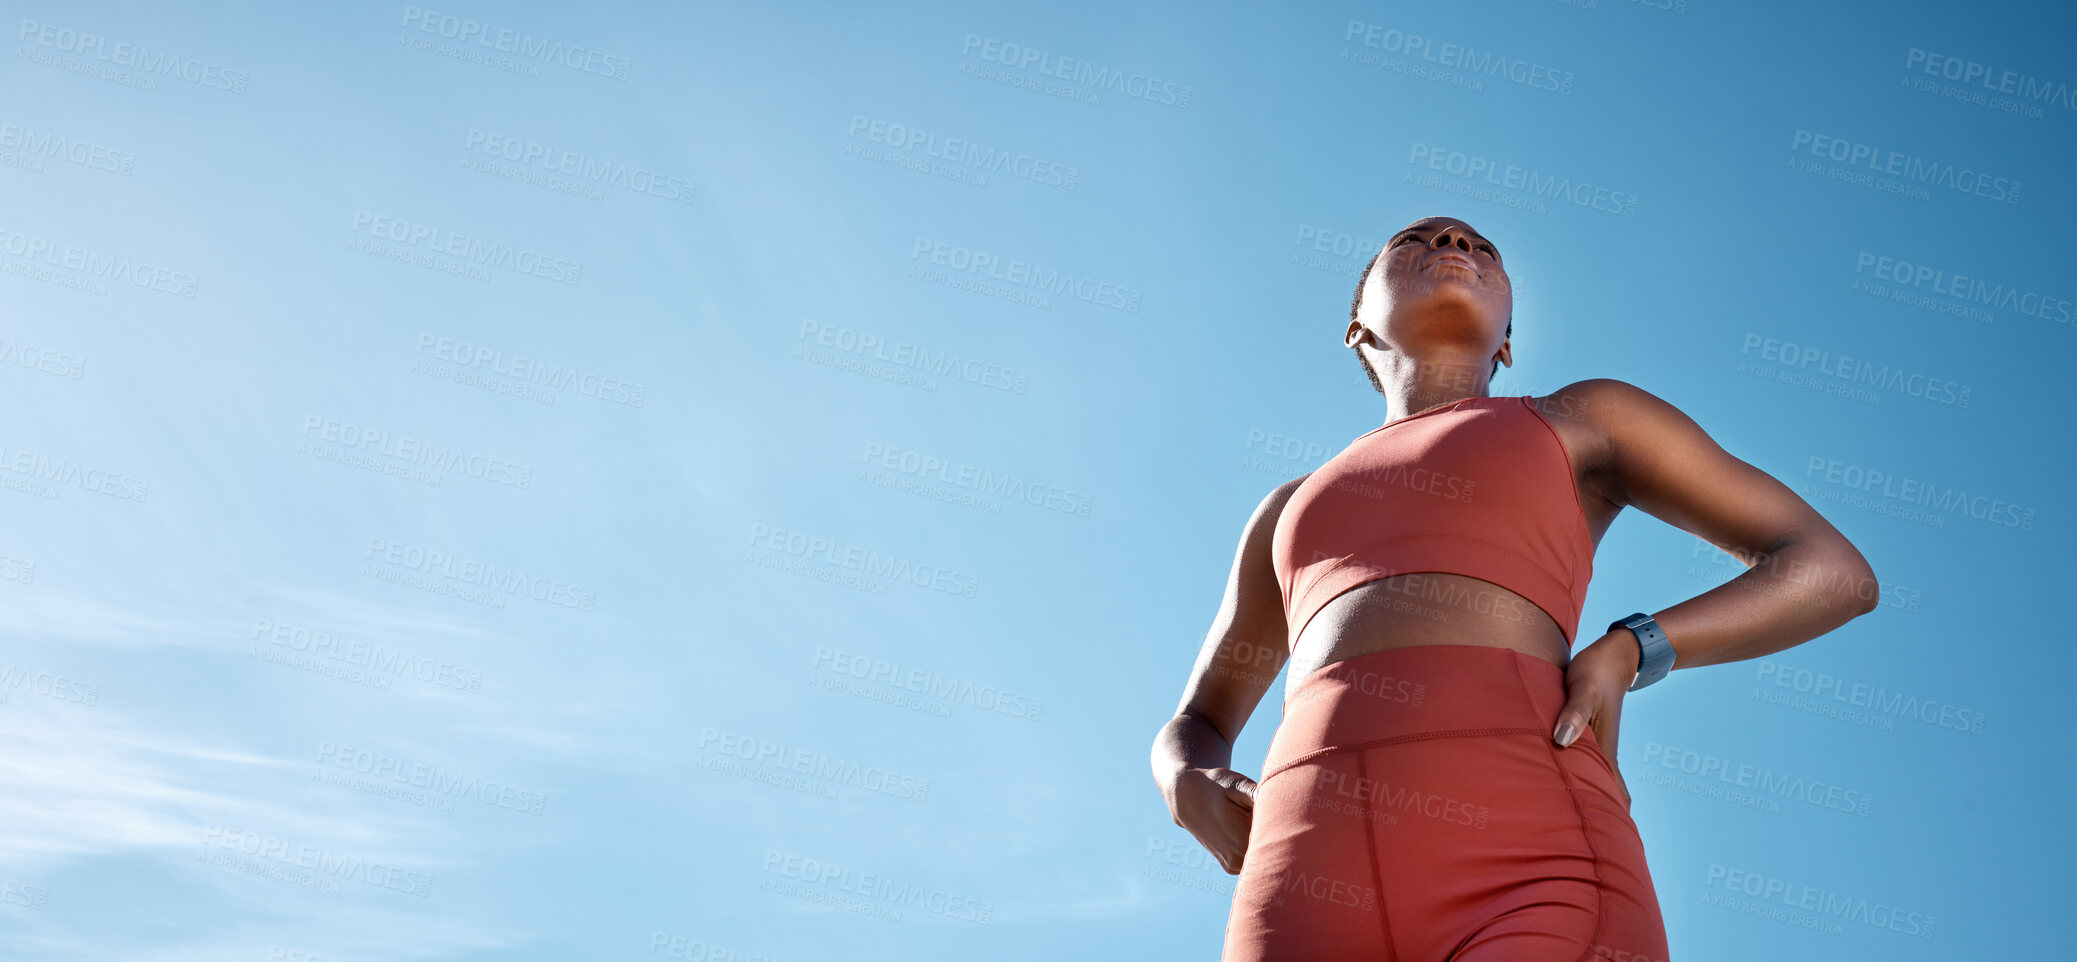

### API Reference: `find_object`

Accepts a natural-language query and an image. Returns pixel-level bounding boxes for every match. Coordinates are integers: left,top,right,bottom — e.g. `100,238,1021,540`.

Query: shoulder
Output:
1269,472,1312,502
1533,378,1699,435
1240,473,1311,544
1259,473,1311,522
1529,379,1698,477
1536,378,1670,419
1543,376,1732,470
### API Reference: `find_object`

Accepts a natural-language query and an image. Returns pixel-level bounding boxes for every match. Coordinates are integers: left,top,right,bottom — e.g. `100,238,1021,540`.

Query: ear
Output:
1494,335,1514,369
1345,320,1370,350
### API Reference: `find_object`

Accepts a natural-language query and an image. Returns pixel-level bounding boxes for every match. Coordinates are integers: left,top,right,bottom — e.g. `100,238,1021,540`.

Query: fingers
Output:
1206,768,1259,810
1553,690,1594,747
1177,769,1255,875
1209,807,1248,875
1227,773,1259,811
1591,707,1621,761
1213,771,1256,871
1590,676,1625,759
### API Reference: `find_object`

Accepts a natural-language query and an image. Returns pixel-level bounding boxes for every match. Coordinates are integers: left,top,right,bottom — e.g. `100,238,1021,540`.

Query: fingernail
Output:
1554,722,1577,747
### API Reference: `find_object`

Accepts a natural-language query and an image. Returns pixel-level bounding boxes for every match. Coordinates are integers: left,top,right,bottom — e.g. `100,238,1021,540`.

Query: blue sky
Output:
1,1,2072,959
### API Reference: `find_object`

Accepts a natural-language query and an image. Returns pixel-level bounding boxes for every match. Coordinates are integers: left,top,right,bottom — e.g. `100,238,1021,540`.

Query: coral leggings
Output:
1221,644,1669,962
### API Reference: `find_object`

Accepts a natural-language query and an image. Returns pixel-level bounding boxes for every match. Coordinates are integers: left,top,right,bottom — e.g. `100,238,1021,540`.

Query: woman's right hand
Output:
1164,766,1260,875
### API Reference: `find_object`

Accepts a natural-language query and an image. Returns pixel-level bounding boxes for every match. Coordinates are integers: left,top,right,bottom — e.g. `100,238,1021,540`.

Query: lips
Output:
1426,252,1478,274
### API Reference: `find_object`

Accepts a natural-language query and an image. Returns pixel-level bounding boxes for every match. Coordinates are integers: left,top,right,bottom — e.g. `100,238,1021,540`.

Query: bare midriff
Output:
1284,572,1571,693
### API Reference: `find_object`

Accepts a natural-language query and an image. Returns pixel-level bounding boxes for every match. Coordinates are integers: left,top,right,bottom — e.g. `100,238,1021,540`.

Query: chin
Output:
1405,276,1503,312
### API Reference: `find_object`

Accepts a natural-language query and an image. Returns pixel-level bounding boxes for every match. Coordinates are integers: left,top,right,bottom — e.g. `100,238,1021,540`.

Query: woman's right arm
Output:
1149,476,1304,874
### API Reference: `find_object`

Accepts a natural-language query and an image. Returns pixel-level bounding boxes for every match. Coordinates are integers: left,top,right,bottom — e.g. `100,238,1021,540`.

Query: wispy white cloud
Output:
0,591,234,651
0,693,529,958
0,694,397,870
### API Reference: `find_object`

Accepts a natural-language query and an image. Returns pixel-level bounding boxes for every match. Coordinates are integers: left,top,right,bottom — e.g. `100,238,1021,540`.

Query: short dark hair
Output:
1349,247,1511,394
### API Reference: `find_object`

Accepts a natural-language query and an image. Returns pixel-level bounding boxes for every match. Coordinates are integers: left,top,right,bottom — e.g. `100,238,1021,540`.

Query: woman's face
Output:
1355,216,1513,353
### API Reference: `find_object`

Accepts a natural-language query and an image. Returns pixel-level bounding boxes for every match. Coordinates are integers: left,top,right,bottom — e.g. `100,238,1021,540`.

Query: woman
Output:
1150,216,1879,961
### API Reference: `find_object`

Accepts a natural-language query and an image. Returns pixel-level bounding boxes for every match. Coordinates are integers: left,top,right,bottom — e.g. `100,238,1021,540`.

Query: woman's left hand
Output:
1554,630,1643,807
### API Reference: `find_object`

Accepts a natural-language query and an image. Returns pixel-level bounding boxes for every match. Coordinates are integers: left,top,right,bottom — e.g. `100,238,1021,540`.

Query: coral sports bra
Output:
1271,395,1595,651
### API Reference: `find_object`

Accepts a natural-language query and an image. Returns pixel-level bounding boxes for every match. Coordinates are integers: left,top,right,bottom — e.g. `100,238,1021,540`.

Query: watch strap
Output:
1612,612,1675,691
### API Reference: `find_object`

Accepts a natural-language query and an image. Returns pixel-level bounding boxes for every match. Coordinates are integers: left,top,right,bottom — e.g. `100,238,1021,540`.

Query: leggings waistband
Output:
1265,644,1569,783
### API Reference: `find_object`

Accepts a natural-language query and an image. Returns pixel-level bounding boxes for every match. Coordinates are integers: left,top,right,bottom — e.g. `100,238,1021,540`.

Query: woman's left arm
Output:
1584,377,1880,667
1551,378,1881,766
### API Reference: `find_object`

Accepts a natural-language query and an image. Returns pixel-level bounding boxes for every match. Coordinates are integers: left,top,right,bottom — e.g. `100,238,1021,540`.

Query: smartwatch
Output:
1611,612,1675,692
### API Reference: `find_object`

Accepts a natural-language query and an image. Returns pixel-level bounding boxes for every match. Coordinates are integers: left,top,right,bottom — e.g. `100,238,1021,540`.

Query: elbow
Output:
1849,577,1881,617
1783,534,1880,618
1838,547,1881,617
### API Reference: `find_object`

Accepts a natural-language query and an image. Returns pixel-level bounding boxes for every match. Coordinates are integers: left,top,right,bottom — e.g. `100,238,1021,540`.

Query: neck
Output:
1379,353,1495,424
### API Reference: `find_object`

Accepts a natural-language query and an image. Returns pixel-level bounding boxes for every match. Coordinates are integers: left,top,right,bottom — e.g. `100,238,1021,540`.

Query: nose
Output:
1428,228,1474,253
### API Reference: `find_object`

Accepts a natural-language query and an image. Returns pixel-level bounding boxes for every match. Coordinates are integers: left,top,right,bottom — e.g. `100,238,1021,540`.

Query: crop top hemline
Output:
1284,530,1585,651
